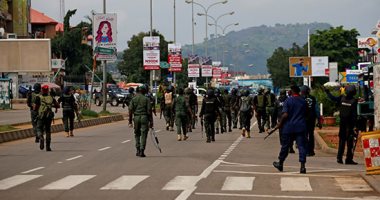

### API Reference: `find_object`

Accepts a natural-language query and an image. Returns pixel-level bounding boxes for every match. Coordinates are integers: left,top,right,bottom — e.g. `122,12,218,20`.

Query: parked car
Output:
94,88,129,107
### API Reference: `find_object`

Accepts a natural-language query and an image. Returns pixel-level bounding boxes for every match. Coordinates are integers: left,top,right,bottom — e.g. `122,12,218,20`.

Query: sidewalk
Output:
315,126,380,193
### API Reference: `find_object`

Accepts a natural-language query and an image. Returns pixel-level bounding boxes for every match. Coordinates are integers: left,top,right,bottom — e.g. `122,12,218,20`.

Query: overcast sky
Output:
31,0,379,51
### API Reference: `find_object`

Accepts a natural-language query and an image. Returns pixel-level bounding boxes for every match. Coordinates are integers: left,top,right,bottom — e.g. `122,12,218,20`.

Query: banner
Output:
289,57,312,77
93,13,117,61
143,36,160,70
188,64,200,77
357,37,378,50
311,56,329,77
168,43,182,72
212,67,222,78
201,65,213,77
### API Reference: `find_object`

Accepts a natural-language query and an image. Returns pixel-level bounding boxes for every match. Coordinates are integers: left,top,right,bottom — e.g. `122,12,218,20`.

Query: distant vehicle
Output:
94,87,129,107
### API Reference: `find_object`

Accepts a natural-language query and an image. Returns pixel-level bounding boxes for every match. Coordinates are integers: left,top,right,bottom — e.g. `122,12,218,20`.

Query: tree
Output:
51,10,93,83
310,26,359,72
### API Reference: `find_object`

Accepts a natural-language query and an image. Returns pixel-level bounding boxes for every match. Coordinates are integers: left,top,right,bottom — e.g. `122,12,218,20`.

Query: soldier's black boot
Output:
39,136,44,150
136,148,140,156
211,135,215,142
216,128,219,134
139,149,146,157
337,158,343,164
206,136,211,143
228,126,232,132
46,139,51,151
345,160,358,165
35,136,39,143
300,162,306,174
273,161,283,172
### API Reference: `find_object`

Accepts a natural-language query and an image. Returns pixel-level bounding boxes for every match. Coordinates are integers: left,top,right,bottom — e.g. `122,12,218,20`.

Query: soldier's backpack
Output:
38,95,54,119
240,96,251,112
204,97,217,114
164,92,173,105
256,95,265,109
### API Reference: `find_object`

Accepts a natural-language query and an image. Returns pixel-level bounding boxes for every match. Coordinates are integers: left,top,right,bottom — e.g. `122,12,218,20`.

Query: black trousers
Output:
337,117,355,161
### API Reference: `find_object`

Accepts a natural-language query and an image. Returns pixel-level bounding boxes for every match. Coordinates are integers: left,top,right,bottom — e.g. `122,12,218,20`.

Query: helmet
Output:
128,87,135,93
300,85,310,95
207,89,215,97
41,85,49,94
139,85,147,94
215,88,220,95
257,88,264,94
231,88,237,95
177,87,184,95
185,87,192,94
279,89,287,96
33,83,41,93
166,85,173,92
345,85,356,97
244,90,250,97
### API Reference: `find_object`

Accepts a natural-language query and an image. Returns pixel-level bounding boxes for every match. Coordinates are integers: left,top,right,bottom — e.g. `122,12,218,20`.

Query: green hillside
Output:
182,22,331,75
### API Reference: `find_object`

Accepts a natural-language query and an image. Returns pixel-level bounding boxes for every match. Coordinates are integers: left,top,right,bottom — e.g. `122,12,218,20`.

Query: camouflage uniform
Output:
173,88,192,141
27,83,41,143
222,90,232,132
230,88,240,129
129,86,153,157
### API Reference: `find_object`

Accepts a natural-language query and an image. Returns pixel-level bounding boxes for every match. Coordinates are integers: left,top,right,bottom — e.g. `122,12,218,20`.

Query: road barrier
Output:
361,130,380,175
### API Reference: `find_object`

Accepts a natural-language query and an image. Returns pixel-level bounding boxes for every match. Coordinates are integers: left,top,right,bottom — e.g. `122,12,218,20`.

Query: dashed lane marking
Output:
21,167,45,174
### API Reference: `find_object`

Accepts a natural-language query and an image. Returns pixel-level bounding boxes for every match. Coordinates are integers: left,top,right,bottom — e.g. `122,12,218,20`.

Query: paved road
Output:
0,114,379,200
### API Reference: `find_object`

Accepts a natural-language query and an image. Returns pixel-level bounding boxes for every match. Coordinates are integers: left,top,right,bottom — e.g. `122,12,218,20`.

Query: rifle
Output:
352,129,359,155
264,127,278,140
200,117,204,138
160,108,163,119
150,128,162,153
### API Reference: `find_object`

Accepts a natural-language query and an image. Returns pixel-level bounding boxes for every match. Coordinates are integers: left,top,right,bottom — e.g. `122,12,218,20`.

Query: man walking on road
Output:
200,89,220,143
129,85,153,157
222,89,232,132
58,86,78,137
230,88,240,129
239,89,254,138
273,85,308,174
173,88,192,141
163,86,175,131
253,88,267,133
27,83,41,143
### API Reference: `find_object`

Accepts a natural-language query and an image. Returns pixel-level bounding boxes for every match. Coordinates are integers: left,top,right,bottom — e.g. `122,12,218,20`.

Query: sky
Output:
31,0,380,51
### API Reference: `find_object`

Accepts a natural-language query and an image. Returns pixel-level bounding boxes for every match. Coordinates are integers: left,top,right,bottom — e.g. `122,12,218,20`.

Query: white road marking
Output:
101,175,149,190
21,167,45,174
98,147,111,151
57,161,63,164
0,175,42,190
221,176,255,191
335,177,373,191
40,175,95,190
213,170,350,178
66,155,83,161
163,176,201,190
195,192,380,200
155,129,161,133
281,177,312,191
121,139,131,143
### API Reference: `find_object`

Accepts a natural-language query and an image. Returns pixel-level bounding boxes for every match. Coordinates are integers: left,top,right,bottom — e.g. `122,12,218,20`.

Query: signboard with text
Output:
201,65,213,77
168,43,182,72
188,64,200,77
143,36,160,70
212,67,222,78
357,37,378,50
311,56,329,77
93,13,117,61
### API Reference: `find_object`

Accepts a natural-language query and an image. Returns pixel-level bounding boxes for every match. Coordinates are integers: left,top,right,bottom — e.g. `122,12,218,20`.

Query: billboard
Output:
289,57,311,77
93,13,117,61
212,67,222,78
201,65,212,77
143,36,160,70
311,56,328,77
188,64,200,77
168,43,182,72
357,37,378,49
0,39,51,72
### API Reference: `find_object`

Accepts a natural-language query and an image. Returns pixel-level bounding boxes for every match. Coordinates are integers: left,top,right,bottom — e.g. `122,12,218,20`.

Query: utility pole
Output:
102,0,107,112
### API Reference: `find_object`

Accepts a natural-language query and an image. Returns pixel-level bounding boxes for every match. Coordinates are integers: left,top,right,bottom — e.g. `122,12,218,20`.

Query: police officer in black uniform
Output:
325,85,358,165
199,89,220,143
58,86,78,137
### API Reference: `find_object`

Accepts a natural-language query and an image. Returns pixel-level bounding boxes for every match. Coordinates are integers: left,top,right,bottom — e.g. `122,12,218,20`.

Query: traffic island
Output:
0,114,124,143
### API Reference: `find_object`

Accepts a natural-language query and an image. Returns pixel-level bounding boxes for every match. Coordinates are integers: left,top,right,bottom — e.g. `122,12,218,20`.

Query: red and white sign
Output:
188,64,200,77
143,36,160,70
201,65,212,77
212,67,222,78
168,43,182,72
362,136,380,169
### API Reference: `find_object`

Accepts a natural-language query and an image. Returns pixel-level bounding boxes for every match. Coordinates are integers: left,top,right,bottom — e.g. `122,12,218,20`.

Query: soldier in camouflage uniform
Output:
265,88,277,130
173,88,192,141
222,89,232,132
215,88,225,134
27,83,41,143
230,88,240,129
129,85,153,157
253,88,267,133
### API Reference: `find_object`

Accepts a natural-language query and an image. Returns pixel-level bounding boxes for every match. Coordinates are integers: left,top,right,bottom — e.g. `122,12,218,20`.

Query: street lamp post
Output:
102,0,107,112
185,0,227,57
199,11,234,61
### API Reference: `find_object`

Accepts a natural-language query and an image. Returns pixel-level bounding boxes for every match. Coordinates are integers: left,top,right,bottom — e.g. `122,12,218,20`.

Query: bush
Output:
98,110,112,116
311,87,340,117
81,109,99,118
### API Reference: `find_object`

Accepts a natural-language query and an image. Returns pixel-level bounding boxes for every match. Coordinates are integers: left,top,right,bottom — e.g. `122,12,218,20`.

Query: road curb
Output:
314,131,338,154
0,114,124,143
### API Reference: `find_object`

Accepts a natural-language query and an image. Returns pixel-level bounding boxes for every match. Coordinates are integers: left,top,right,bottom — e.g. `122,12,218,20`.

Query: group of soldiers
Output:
27,83,80,152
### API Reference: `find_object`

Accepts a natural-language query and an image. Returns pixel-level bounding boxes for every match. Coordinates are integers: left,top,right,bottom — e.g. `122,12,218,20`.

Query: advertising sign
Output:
311,56,329,77
168,43,182,72
93,13,117,61
143,36,160,70
201,65,213,77
212,67,222,78
289,57,312,77
346,69,362,83
359,62,372,73
188,64,200,78
357,37,378,49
